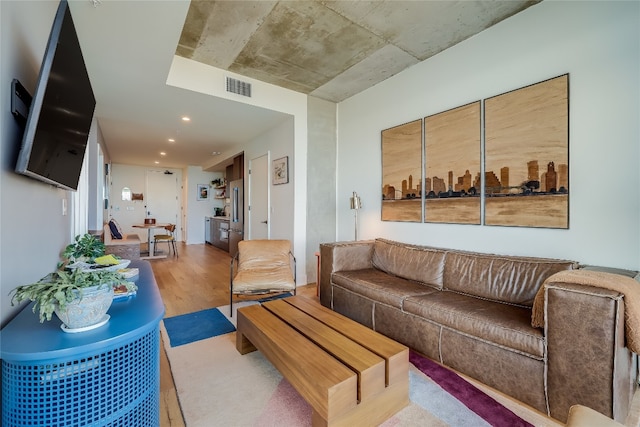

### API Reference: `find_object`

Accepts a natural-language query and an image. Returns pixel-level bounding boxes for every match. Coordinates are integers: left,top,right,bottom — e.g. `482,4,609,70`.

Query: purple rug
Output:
409,350,533,427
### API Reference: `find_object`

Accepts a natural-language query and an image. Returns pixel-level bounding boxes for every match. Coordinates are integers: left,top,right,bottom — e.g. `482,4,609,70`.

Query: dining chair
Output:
153,224,178,257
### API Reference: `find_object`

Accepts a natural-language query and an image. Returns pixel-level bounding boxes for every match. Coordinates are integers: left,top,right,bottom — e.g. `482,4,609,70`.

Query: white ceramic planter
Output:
55,284,114,330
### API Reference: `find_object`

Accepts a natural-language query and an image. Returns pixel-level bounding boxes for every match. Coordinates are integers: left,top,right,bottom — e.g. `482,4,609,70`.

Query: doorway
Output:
146,170,180,241
249,153,269,239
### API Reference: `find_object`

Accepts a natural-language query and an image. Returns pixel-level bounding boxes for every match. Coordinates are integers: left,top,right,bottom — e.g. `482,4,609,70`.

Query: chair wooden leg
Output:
162,239,177,257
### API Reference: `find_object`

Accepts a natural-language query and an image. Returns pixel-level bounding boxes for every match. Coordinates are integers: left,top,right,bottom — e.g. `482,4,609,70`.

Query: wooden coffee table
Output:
236,296,409,427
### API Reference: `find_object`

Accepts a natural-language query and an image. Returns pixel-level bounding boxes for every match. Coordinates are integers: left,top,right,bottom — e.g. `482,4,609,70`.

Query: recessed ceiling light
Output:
160,152,166,156
211,151,221,155
154,161,160,164
181,116,191,122
168,138,175,143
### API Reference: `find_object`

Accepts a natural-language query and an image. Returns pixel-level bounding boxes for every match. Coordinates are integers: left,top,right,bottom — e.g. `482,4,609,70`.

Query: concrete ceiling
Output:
177,1,539,103
68,0,539,170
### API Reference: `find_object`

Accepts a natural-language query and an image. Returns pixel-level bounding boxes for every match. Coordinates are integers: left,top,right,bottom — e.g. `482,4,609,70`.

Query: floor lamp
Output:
350,191,362,240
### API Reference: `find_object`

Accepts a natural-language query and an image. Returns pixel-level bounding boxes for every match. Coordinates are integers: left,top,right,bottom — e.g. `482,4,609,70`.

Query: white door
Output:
249,154,269,239
146,170,180,243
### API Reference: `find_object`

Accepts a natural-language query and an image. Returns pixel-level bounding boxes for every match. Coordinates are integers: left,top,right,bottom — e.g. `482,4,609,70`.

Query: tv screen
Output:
15,0,95,191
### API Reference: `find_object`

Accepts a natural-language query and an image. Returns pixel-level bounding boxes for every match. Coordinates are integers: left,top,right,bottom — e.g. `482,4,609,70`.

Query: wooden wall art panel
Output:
484,74,569,228
381,119,423,222
424,101,481,224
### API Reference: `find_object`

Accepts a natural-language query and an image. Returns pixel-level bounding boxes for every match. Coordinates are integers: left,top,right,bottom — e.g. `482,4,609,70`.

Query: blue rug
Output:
164,308,236,347
163,293,292,347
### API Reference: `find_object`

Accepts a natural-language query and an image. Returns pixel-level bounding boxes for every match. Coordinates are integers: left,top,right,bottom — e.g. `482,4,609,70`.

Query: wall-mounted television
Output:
14,0,95,191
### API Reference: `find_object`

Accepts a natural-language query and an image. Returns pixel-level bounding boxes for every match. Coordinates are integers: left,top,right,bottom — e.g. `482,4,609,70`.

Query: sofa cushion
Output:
404,291,544,358
332,269,438,309
443,250,577,307
372,239,446,289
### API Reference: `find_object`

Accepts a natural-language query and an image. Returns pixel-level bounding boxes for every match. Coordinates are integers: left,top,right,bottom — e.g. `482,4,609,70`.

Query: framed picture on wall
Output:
381,119,423,222
484,74,569,228
197,184,209,201
425,101,481,225
273,156,289,185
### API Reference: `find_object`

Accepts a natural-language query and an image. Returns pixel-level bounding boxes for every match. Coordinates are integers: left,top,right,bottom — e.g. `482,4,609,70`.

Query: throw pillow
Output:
108,220,123,239
111,218,124,235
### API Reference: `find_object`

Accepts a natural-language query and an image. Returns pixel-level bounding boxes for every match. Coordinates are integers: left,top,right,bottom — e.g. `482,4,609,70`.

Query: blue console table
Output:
1,260,165,426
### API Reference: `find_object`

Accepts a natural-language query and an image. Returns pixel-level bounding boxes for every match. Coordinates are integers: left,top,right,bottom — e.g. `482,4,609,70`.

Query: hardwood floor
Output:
149,243,317,427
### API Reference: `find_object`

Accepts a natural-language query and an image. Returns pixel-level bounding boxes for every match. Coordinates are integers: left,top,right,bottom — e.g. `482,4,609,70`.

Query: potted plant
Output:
61,233,129,272
62,233,106,264
10,233,137,331
10,268,124,329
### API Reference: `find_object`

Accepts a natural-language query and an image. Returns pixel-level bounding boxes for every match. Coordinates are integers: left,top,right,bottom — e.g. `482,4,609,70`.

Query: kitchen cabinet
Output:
233,154,244,179
225,153,244,182
205,217,212,244
210,217,229,252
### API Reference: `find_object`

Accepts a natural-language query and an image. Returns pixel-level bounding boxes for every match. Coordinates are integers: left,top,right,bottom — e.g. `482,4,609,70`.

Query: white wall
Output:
110,164,150,239
0,1,74,326
87,119,110,231
243,117,309,283
185,166,224,244
337,1,640,270
244,118,296,242
306,97,337,282
169,57,309,284
109,164,184,243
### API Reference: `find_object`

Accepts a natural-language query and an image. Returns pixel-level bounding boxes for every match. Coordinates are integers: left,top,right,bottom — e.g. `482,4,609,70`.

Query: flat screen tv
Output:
14,0,95,191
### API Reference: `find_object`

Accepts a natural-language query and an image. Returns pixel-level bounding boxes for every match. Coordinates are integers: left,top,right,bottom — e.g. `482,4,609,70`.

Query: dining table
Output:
133,223,170,259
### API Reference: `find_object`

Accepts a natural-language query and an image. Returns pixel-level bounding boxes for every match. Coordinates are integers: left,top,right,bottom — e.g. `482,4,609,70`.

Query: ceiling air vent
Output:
226,77,252,97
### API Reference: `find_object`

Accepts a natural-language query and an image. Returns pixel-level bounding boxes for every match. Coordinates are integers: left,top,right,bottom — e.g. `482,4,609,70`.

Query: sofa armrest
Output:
103,223,113,244
565,404,625,427
319,240,374,307
545,282,638,423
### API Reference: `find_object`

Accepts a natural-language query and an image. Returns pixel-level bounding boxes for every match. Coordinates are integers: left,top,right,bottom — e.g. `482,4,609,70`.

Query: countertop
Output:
210,216,230,220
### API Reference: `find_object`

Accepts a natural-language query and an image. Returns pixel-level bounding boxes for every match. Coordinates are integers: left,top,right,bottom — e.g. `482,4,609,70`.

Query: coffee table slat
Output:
283,295,409,387
263,299,386,401
236,304,358,420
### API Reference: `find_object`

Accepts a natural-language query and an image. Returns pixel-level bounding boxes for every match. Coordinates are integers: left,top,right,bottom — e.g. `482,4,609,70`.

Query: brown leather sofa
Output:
319,238,639,423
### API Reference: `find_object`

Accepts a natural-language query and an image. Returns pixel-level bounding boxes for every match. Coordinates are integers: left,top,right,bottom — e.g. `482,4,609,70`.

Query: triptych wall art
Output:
381,119,422,222
381,74,569,228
